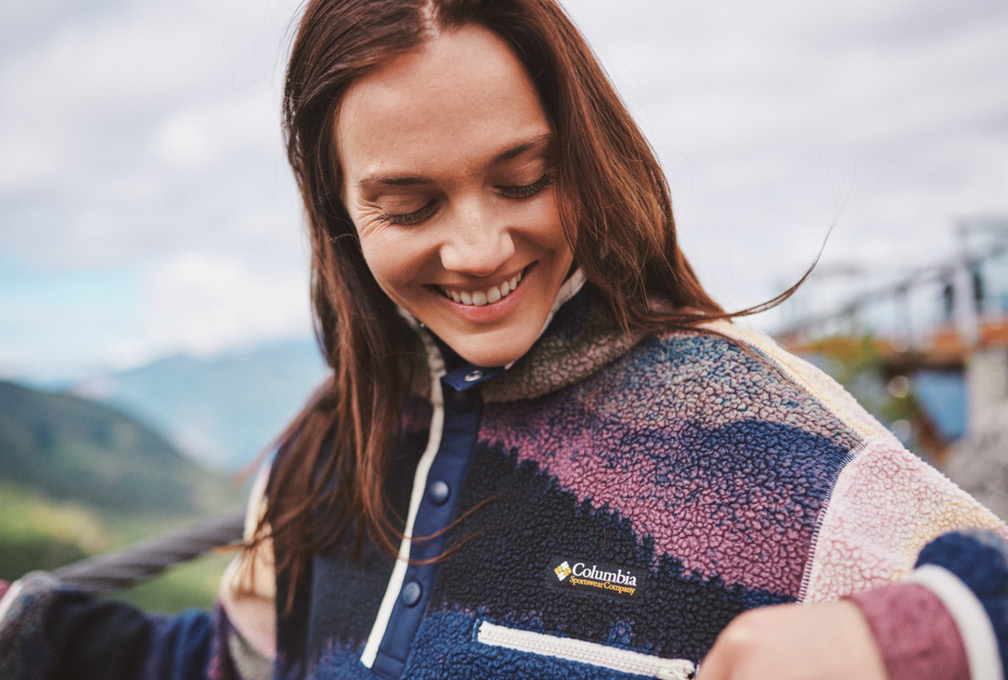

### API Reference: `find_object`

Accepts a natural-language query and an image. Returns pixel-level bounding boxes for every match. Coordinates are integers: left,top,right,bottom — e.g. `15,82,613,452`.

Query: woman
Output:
2,0,1007,678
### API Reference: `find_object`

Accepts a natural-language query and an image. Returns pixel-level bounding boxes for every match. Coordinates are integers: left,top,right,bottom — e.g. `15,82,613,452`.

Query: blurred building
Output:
775,218,1008,518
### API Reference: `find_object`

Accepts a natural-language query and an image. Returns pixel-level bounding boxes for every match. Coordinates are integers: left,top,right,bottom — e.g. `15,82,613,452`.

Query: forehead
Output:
336,24,551,180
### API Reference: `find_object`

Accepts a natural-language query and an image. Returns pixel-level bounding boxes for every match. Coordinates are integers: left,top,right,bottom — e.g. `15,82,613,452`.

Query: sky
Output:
2,0,1007,381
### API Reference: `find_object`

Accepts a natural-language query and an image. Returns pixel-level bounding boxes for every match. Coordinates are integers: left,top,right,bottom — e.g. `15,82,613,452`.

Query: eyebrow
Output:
358,132,554,189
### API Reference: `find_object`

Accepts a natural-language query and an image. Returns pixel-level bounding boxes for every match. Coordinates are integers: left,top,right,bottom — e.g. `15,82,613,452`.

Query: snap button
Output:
401,581,422,607
447,389,474,413
464,369,484,382
428,480,450,506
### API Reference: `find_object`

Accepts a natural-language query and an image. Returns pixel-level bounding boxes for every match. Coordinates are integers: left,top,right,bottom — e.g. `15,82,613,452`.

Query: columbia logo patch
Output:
554,561,572,581
546,556,646,601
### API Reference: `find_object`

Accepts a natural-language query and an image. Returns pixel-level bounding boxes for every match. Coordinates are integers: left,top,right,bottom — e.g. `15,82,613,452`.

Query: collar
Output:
402,270,646,402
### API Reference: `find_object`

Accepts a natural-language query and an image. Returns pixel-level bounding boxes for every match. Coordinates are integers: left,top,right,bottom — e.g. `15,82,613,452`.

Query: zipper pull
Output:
656,660,696,680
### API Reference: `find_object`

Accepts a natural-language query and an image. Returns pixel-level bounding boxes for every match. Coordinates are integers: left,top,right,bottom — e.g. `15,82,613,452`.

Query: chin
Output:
454,347,525,368
450,336,534,368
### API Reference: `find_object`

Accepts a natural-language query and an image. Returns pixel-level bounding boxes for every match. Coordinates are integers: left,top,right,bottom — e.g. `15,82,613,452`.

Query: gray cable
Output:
51,510,247,595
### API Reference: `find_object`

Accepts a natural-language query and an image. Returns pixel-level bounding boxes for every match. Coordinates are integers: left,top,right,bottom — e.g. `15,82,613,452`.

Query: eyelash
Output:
378,174,554,226
379,200,438,227
498,174,554,199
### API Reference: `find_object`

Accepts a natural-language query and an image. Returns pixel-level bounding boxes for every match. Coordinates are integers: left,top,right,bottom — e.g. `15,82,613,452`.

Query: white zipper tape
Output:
477,620,695,680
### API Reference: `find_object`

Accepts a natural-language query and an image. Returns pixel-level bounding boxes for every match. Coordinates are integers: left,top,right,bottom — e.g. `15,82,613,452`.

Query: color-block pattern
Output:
425,438,792,665
267,294,1008,678
479,332,859,595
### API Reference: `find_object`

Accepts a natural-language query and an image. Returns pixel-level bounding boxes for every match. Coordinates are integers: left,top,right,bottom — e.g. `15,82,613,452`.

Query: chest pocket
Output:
475,620,695,680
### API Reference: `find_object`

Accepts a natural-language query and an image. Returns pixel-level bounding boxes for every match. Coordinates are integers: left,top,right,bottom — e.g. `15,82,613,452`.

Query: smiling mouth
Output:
440,268,525,307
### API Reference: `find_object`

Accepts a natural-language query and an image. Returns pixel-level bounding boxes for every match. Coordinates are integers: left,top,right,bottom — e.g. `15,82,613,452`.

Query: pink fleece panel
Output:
803,437,1006,602
850,583,968,680
0,581,8,601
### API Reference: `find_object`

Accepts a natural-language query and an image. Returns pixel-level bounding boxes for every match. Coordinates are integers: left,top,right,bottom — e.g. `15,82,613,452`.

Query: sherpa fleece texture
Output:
2,286,1007,680
268,288,1007,679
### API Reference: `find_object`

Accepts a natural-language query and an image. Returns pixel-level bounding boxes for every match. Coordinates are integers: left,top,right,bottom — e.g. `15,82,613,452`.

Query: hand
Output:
694,601,887,680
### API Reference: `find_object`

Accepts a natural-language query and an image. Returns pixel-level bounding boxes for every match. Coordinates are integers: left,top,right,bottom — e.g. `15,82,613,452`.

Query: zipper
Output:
476,620,695,680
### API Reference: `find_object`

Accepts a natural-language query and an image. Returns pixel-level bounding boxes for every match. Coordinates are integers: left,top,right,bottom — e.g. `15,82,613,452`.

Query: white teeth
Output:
443,270,523,307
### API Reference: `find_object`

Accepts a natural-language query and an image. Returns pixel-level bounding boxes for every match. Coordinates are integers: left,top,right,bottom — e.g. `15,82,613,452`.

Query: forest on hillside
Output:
0,380,245,611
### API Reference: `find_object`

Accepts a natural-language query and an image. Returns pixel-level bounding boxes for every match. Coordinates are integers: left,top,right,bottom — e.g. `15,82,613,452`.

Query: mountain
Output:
0,380,238,515
71,337,328,471
0,380,246,608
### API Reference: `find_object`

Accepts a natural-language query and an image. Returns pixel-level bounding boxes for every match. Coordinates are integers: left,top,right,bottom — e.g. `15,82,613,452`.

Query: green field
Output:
0,380,247,612
0,477,241,612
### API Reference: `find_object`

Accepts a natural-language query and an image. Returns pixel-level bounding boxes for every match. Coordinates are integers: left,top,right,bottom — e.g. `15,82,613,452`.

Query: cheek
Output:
357,227,428,297
531,194,569,250
359,237,402,289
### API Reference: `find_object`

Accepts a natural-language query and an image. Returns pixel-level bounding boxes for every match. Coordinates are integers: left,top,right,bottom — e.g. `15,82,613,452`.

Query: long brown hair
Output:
263,0,756,586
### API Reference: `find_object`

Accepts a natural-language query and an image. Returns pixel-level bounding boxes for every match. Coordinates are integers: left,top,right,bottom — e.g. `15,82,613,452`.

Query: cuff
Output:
849,582,969,680
908,564,1004,680
914,529,1008,680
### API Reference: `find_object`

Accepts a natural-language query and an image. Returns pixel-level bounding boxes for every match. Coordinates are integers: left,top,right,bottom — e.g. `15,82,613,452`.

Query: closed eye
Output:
497,174,554,199
378,199,438,226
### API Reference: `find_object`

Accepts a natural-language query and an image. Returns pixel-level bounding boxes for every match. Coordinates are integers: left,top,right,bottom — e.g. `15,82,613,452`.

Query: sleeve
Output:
804,435,1008,680
0,571,232,680
0,470,276,680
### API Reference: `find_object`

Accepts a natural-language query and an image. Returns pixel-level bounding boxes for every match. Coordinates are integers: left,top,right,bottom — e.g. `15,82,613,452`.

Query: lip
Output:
432,263,535,324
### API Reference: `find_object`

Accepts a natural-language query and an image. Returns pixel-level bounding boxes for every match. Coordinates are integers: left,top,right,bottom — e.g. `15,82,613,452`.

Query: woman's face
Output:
337,24,574,367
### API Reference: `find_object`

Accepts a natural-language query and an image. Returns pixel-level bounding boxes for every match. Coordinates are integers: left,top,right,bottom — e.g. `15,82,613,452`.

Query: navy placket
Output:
370,363,502,679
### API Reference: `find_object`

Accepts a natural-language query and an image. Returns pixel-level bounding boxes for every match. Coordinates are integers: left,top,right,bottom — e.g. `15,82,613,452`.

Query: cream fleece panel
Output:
803,435,1007,602
219,465,277,660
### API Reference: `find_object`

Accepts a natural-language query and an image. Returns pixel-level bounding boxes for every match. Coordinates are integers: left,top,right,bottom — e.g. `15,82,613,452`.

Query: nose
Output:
438,199,515,277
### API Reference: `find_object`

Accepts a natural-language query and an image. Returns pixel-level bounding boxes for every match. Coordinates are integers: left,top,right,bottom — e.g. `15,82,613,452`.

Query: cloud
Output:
0,0,302,267
2,0,1008,377
140,250,311,359
564,0,1008,313
0,0,309,377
